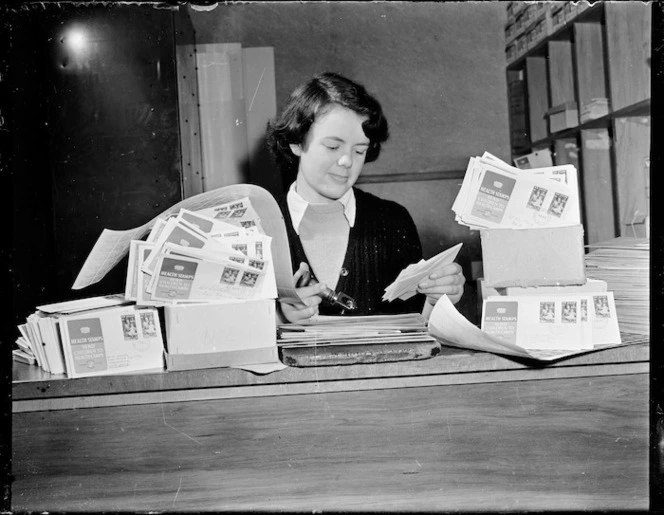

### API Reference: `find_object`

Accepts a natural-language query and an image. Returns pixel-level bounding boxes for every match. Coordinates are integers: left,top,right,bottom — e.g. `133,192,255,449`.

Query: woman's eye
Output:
324,144,339,151
355,149,367,156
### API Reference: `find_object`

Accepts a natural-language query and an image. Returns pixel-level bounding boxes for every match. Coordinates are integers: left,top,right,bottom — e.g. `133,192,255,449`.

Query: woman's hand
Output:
278,263,327,323
417,262,466,306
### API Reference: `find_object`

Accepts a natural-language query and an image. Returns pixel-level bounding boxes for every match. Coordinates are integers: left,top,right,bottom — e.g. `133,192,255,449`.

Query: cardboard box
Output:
164,299,278,371
548,102,579,133
479,278,607,299
481,225,586,288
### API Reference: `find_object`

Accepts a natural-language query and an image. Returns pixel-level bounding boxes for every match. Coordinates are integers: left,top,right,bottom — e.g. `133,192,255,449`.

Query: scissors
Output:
295,263,357,312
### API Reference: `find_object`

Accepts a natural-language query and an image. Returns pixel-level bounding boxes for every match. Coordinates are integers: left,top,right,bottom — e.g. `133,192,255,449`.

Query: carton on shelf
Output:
481,224,586,288
164,298,278,371
548,101,579,133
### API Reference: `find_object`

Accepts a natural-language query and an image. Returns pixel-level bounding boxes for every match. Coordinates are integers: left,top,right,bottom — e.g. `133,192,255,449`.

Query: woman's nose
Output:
337,152,352,168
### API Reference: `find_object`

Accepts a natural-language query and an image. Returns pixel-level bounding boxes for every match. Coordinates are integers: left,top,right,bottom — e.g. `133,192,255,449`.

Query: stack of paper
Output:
383,243,463,301
452,152,581,230
585,237,650,335
429,295,642,363
15,295,165,378
482,291,622,351
124,197,277,305
277,313,435,348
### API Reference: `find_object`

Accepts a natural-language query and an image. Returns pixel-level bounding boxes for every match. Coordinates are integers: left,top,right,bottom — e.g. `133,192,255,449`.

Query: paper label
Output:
482,300,519,344
154,257,197,300
67,318,108,374
470,171,516,223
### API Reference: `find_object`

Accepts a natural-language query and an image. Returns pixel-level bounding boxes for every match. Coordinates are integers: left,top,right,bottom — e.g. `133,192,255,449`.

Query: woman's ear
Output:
289,143,302,157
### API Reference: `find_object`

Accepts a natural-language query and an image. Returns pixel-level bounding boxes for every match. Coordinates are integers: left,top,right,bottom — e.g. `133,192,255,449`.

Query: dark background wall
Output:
6,5,182,341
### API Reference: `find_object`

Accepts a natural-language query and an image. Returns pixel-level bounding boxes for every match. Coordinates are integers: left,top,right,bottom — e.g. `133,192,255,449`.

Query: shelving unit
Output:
505,1,651,244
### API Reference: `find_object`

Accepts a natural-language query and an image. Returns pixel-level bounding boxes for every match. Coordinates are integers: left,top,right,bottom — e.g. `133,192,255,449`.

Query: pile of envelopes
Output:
452,151,581,230
15,295,165,378
382,243,463,302
125,197,277,305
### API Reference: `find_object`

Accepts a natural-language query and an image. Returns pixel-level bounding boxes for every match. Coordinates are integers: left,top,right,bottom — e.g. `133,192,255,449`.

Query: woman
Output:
267,72,465,323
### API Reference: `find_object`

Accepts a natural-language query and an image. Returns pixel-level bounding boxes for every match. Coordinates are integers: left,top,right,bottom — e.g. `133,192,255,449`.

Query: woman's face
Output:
290,105,370,203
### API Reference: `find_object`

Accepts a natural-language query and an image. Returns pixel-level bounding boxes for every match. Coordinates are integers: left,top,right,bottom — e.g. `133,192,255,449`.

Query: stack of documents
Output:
481,291,621,352
15,295,165,378
585,237,649,335
125,197,277,305
383,243,463,301
429,295,640,363
277,313,435,348
452,152,580,230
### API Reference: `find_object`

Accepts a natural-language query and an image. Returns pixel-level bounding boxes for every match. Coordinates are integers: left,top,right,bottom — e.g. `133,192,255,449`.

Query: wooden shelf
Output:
507,3,605,71
505,1,651,244
529,97,651,148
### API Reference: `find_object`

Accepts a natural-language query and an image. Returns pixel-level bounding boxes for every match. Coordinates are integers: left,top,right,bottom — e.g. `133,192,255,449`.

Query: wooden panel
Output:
13,341,649,403
574,22,608,109
548,39,576,107
605,2,651,111
507,69,529,149
242,47,281,197
196,43,250,190
12,374,649,511
613,116,650,237
580,128,615,244
553,137,580,168
525,56,549,142
174,7,204,198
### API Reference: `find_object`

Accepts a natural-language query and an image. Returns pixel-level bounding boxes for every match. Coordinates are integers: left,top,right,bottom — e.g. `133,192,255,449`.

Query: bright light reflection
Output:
67,29,86,52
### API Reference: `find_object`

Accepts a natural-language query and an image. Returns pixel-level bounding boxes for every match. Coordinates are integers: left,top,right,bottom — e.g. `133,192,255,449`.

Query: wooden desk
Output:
12,343,649,511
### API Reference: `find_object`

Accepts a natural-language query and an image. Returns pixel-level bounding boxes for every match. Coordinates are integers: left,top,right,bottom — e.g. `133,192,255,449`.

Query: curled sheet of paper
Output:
72,184,299,301
427,296,532,359
428,295,634,363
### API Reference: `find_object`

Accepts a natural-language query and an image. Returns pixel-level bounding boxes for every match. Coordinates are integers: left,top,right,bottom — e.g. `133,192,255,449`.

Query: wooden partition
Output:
580,128,615,244
525,56,549,143
548,39,577,110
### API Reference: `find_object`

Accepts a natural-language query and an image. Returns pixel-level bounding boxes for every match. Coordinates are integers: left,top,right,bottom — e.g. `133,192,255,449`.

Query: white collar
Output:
286,182,356,235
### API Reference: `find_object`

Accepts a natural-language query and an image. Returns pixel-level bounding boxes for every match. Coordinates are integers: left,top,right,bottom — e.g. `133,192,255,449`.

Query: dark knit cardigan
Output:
278,187,426,316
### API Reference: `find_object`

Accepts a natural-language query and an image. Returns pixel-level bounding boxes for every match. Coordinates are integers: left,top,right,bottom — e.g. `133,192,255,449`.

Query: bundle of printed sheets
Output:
452,151,581,230
125,198,277,305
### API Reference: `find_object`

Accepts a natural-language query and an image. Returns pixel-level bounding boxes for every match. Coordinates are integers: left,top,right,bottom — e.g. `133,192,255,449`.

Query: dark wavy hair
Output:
266,72,389,183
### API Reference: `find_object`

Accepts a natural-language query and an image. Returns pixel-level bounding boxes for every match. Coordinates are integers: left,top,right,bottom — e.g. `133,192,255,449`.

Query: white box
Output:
481,225,586,288
479,278,607,299
164,299,278,371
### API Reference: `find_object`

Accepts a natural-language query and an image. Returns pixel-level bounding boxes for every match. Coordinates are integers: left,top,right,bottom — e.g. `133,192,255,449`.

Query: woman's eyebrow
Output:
322,136,369,146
